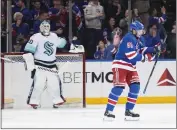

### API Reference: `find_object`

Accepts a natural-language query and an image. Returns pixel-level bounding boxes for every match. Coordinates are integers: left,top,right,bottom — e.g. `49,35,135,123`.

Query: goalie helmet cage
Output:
1,52,86,109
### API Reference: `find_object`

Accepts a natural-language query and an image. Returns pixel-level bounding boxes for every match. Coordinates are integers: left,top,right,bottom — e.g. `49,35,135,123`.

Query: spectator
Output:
12,12,30,36
103,17,116,47
14,0,32,23
14,34,26,52
49,0,67,37
33,11,49,33
94,40,105,59
65,0,83,38
106,17,116,32
49,0,66,28
171,21,176,34
1,14,6,52
76,0,88,16
144,23,161,47
104,27,122,60
71,2,83,35
104,0,122,24
132,8,142,22
12,12,29,51
148,6,167,41
148,6,166,24
144,22,166,58
119,9,130,36
84,0,105,59
31,0,41,21
12,12,29,39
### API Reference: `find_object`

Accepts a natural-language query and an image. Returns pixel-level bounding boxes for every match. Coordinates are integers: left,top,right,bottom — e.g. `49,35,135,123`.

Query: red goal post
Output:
1,52,86,109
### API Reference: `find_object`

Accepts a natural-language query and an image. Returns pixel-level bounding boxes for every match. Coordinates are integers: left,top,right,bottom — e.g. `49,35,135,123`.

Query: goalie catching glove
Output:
23,53,35,71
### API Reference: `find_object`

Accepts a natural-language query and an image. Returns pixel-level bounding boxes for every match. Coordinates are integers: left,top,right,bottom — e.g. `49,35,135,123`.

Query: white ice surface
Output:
2,104,176,129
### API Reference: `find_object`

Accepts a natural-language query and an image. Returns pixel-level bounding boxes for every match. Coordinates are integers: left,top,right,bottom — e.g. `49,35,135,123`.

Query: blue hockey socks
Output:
106,87,123,112
126,83,140,110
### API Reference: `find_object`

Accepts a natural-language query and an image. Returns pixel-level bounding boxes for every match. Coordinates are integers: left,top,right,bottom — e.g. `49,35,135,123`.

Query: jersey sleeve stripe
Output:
126,52,138,60
125,51,136,56
24,44,36,53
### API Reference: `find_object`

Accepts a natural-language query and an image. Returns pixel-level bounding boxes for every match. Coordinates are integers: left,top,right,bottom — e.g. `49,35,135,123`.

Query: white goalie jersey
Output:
24,32,66,62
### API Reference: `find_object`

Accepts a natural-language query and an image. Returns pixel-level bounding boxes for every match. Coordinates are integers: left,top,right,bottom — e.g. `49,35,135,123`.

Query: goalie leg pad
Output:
125,83,140,110
23,53,35,71
46,69,66,105
106,87,123,112
27,70,47,106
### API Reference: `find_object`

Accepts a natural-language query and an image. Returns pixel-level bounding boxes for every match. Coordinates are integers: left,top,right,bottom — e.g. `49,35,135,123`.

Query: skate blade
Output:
124,116,139,121
103,116,115,122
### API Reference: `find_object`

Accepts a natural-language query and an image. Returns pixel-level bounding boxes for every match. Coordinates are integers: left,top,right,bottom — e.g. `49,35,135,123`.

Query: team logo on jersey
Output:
157,68,176,86
127,42,133,48
44,41,54,56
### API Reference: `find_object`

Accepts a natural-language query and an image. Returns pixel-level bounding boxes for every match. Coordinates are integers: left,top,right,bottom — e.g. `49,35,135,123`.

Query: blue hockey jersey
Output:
113,32,155,71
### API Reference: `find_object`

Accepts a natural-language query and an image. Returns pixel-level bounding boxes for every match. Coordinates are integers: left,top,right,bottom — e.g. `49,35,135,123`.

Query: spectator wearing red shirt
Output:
48,0,67,37
49,0,67,29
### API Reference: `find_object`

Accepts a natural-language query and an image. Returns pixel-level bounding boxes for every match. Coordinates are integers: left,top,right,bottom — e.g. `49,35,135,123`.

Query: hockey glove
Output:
154,45,161,57
141,53,155,63
145,53,156,62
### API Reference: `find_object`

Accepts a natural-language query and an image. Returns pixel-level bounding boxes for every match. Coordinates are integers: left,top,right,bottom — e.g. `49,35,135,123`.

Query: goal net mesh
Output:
2,53,85,109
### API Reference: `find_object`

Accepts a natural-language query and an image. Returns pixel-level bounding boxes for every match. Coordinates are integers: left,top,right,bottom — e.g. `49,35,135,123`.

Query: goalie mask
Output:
40,21,50,36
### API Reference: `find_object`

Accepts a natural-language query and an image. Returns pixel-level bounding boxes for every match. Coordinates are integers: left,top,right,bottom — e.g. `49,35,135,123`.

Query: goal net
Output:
1,53,86,109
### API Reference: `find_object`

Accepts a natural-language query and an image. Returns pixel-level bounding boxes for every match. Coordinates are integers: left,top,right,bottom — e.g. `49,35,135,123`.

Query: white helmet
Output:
40,20,50,36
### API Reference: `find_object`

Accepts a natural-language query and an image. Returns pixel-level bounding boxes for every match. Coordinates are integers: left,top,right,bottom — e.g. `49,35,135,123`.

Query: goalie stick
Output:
0,56,70,76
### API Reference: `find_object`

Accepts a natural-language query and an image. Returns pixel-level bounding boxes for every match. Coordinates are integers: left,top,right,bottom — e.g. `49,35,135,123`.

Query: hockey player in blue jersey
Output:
103,21,161,121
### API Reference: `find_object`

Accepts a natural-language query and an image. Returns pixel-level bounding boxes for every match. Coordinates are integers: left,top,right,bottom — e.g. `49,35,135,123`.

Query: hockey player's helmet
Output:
130,21,144,37
40,20,50,36
130,21,144,31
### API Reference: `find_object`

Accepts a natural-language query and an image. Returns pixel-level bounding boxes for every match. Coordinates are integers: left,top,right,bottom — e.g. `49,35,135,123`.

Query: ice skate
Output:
103,110,115,121
53,101,66,108
30,104,40,109
124,110,140,121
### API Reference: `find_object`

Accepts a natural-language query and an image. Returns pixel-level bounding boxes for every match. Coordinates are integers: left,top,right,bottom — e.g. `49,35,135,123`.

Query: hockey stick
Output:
143,56,158,94
0,56,70,76
143,35,168,94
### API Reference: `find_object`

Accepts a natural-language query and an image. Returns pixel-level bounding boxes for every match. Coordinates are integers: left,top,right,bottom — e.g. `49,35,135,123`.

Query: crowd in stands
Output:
1,0,176,59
